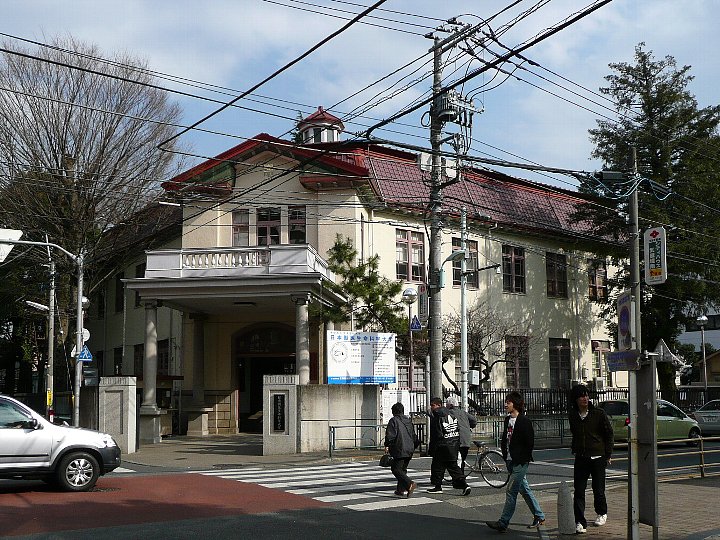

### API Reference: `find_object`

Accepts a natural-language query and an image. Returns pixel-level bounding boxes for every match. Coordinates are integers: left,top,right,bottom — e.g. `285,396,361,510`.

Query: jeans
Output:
390,457,412,493
573,455,608,527
498,462,545,527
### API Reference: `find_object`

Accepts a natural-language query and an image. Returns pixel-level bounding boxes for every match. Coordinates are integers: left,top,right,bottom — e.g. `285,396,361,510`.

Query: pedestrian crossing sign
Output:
410,315,422,331
78,345,93,362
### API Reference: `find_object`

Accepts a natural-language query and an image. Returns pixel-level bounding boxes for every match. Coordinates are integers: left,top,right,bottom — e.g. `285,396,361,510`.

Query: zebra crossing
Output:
189,461,486,512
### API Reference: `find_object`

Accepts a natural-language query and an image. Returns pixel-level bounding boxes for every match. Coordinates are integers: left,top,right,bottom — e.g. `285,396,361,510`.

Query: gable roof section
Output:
161,133,605,244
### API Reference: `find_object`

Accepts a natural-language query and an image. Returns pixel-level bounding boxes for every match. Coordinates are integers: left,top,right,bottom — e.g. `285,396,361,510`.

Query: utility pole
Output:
460,207,468,411
47,258,56,421
627,147,641,540
428,36,444,399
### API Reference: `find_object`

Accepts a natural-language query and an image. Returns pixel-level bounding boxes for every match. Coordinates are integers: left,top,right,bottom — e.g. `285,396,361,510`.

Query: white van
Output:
0,393,121,491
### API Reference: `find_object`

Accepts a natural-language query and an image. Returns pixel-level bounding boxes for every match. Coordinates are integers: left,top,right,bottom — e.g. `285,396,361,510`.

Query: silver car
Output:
691,400,720,435
0,394,121,491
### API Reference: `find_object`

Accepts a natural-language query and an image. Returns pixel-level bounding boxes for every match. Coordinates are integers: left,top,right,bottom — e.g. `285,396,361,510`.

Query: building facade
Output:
85,109,626,442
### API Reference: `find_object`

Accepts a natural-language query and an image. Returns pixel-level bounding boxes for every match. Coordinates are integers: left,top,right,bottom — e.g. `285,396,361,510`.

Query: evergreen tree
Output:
579,43,720,390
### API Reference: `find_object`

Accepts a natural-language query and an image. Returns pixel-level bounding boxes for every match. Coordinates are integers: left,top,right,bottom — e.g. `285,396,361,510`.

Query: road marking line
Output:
219,466,401,482
191,462,368,475
110,467,136,474
346,497,442,511
313,490,396,502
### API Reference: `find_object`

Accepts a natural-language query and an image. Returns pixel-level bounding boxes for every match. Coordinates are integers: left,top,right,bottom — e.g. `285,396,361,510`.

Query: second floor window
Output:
396,229,425,282
502,245,526,293
289,206,306,244
257,207,281,245
232,209,249,247
546,252,568,298
452,238,479,288
588,259,608,302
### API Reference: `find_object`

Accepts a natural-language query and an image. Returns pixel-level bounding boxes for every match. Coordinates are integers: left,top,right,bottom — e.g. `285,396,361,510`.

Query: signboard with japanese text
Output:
417,283,429,324
644,226,667,285
327,330,396,384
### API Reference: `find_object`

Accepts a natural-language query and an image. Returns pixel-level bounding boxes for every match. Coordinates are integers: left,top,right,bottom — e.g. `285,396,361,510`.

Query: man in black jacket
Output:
426,397,470,495
568,384,614,534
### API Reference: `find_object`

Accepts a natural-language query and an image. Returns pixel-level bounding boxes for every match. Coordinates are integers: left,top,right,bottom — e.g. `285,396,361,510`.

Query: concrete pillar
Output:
187,313,211,436
139,300,163,444
293,294,310,385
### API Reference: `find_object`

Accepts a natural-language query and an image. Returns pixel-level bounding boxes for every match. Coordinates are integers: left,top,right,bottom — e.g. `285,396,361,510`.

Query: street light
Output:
697,315,708,397
401,287,418,388
0,229,86,427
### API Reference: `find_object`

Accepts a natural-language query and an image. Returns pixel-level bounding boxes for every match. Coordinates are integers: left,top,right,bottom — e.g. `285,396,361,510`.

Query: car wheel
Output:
56,452,100,492
686,428,701,447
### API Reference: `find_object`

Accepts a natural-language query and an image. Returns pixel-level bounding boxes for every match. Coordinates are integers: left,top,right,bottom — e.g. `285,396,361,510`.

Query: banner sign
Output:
327,330,396,384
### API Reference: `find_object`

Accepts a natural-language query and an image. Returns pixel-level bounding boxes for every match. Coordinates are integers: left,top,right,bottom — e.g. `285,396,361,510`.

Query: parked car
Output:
598,398,701,446
0,393,121,491
690,400,720,435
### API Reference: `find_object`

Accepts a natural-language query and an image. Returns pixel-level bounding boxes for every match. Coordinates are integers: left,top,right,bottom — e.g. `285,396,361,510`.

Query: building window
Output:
452,238,479,288
134,263,146,308
232,209,250,247
397,361,425,389
257,208,281,246
289,206,307,244
549,338,571,388
505,335,530,388
313,127,322,143
114,346,123,376
588,259,608,302
546,252,568,298
592,340,611,383
502,245,526,294
395,229,425,282
114,273,124,313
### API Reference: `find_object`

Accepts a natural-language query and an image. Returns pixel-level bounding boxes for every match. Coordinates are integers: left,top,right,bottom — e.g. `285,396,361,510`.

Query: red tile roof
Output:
298,106,344,130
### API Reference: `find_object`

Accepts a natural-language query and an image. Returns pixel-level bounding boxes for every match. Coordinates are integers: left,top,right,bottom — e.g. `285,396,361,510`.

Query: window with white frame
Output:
452,237,479,288
232,209,249,247
257,208,281,246
396,229,425,282
502,245,526,294
288,206,306,244
592,339,611,383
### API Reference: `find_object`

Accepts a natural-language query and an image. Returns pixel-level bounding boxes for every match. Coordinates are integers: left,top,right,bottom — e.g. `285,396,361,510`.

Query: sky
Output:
4,0,719,190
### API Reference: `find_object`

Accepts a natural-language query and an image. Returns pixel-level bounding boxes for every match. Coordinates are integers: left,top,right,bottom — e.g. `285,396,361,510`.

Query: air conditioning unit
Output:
594,377,605,391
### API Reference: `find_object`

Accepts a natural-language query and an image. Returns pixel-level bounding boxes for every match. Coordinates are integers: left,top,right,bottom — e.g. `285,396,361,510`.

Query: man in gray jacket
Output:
446,395,477,474
384,402,419,497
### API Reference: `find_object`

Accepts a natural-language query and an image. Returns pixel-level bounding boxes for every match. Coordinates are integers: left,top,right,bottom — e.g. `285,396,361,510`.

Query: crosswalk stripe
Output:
313,490,396,502
110,467,136,474
346,497,442,511
257,470,402,488
220,465,395,482
191,462,367,476
286,480,397,495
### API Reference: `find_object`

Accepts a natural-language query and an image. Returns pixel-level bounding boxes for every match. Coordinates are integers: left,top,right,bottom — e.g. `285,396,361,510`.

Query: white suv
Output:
0,394,121,491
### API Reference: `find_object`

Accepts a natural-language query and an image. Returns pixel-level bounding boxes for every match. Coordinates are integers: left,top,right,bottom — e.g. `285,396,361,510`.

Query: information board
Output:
327,330,396,384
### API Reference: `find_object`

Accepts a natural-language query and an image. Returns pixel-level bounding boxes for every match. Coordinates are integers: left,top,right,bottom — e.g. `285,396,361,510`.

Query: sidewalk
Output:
122,435,720,539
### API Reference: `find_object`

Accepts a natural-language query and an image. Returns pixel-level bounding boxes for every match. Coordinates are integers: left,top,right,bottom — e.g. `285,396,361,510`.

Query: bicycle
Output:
464,440,509,488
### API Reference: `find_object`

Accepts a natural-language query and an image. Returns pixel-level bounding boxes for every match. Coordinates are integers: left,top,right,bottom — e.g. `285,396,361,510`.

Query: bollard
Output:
557,480,576,535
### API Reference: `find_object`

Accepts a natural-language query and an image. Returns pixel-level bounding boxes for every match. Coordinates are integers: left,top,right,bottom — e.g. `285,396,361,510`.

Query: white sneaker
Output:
594,514,607,526
576,523,586,534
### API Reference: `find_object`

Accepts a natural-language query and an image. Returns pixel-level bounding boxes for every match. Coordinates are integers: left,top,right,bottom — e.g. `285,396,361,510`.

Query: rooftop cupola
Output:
298,106,344,144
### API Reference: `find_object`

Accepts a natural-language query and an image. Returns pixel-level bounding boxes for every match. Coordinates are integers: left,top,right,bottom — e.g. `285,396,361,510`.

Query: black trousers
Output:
459,446,469,475
390,456,412,493
573,455,608,527
430,445,467,489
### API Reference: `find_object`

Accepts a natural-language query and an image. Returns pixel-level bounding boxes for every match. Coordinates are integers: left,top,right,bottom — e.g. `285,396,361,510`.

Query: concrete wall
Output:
98,376,137,454
298,384,381,453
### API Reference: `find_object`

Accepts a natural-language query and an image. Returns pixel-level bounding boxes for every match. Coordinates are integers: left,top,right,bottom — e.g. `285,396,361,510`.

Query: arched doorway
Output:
233,324,295,433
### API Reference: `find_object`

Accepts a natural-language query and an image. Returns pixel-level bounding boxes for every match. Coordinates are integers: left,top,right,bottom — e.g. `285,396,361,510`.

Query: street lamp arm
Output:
0,238,78,263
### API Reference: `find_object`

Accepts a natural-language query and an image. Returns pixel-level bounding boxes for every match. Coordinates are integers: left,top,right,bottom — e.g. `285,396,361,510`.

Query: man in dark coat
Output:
426,397,470,495
568,384,614,534
384,402,419,497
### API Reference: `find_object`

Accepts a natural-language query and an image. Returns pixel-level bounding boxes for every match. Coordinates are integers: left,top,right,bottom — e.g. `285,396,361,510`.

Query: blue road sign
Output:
410,315,422,331
78,345,93,362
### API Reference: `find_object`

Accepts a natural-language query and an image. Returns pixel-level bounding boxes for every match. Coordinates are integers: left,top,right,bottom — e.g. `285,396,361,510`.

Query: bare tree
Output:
442,300,540,396
0,35,187,390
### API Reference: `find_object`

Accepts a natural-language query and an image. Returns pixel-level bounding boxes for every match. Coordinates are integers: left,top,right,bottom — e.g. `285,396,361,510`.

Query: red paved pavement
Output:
0,474,329,537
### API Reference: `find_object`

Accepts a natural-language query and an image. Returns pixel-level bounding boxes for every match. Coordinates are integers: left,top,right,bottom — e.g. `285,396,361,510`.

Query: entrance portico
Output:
126,244,344,442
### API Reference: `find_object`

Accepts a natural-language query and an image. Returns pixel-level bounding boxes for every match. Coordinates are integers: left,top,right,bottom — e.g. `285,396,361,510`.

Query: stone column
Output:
187,313,211,436
293,294,311,385
139,300,164,444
